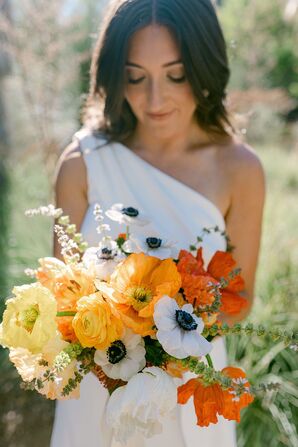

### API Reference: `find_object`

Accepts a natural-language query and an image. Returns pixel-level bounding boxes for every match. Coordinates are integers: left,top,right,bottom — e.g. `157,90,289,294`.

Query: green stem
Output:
206,354,214,368
56,311,76,317
126,225,130,239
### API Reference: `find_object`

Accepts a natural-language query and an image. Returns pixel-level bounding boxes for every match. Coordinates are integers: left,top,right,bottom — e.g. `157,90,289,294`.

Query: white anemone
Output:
94,329,146,381
123,235,177,259
106,366,177,442
82,240,125,282
105,203,149,226
153,296,212,359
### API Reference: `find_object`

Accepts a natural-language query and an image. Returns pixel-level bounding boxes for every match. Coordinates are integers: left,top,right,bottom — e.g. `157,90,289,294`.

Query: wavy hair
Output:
90,0,233,141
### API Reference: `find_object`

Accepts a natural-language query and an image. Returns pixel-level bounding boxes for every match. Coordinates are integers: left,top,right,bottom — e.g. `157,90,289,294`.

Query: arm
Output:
223,144,266,325
53,140,88,260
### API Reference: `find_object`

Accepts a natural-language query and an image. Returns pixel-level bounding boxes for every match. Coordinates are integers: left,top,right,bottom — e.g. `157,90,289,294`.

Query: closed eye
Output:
168,75,186,83
127,77,145,84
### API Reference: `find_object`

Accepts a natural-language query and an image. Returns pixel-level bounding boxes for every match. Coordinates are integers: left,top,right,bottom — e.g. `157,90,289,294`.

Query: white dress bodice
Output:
50,128,237,447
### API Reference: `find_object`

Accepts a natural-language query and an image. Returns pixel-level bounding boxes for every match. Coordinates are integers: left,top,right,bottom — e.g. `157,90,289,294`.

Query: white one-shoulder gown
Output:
50,129,237,447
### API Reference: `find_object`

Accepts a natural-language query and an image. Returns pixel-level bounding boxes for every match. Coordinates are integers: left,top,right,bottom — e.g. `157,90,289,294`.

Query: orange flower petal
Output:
56,316,77,343
110,253,181,323
220,291,248,315
119,307,155,337
182,274,218,306
149,258,182,296
195,247,205,267
166,361,189,379
193,382,224,427
207,251,245,292
179,367,253,427
178,378,224,427
111,253,161,292
177,378,199,404
178,249,206,276
220,367,254,422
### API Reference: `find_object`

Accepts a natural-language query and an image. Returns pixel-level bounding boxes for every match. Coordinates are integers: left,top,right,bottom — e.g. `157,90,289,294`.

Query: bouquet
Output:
0,203,296,443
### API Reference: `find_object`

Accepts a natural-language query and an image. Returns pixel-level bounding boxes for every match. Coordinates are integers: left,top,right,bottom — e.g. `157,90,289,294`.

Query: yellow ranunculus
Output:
0,283,58,354
72,292,124,350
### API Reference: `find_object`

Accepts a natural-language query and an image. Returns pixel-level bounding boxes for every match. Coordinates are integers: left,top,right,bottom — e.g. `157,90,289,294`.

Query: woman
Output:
51,0,265,446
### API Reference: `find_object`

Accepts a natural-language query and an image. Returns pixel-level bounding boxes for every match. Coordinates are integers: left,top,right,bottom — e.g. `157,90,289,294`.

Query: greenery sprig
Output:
177,356,280,400
203,322,297,348
189,226,234,253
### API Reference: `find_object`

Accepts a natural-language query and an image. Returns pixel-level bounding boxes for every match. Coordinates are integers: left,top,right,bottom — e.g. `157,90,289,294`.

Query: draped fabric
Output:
50,129,237,447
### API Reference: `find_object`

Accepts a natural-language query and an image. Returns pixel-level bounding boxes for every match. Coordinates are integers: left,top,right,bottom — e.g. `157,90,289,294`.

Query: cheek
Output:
124,87,145,113
177,85,197,113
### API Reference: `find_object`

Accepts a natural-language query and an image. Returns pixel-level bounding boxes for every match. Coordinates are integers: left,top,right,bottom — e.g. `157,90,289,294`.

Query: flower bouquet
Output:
0,203,296,443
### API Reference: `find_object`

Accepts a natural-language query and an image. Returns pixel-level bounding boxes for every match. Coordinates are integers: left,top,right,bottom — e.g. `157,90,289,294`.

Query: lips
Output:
147,111,174,120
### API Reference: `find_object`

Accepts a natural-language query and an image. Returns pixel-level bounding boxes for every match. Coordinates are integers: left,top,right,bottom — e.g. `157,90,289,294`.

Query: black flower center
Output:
175,310,198,331
122,207,139,217
107,340,127,364
96,247,115,260
146,237,162,249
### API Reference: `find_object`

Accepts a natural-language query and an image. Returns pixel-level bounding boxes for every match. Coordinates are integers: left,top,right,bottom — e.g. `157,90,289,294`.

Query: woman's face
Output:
124,25,197,138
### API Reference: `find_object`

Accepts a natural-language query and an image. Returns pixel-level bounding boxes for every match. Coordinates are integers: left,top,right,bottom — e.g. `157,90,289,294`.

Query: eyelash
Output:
127,75,186,84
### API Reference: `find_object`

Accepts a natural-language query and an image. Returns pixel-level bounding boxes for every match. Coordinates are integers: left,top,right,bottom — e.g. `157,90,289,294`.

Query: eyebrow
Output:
126,60,183,68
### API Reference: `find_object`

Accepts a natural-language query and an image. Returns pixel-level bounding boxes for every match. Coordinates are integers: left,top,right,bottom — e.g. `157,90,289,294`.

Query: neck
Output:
124,120,214,158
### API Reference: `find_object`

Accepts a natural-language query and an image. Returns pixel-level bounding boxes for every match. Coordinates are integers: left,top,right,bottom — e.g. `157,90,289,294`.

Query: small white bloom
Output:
106,366,177,443
105,203,149,226
96,223,111,233
123,235,177,259
233,378,248,386
94,329,146,381
154,296,212,359
82,240,125,282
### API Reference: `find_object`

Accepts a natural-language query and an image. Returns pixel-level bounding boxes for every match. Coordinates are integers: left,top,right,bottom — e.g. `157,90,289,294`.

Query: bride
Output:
51,0,265,445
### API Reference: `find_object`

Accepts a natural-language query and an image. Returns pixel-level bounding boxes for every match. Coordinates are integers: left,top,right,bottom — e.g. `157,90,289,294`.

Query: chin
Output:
147,125,178,139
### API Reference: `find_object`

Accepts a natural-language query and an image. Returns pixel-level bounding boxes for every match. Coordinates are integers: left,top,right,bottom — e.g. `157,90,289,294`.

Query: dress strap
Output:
73,127,108,154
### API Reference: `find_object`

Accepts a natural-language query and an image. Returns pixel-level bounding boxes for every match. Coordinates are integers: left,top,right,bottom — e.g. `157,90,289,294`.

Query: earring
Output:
202,89,209,98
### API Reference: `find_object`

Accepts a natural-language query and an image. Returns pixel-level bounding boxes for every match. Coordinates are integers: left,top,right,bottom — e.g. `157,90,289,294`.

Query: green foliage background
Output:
219,0,298,98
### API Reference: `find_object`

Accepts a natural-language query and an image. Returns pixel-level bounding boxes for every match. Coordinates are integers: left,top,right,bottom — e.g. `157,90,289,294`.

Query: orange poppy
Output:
177,248,247,316
178,378,224,426
207,251,247,315
177,249,218,307
221,367,254,422
177,366,253,426
177,249,205,276
107,253,181,336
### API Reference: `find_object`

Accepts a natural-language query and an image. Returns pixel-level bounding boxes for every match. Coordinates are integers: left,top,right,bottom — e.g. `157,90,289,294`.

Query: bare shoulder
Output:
220,140,266,191
53,139,89,257
55,139,87,195
55,139,86,177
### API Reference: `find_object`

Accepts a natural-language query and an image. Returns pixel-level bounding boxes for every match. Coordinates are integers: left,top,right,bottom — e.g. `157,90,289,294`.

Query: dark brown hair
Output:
90,0,232,141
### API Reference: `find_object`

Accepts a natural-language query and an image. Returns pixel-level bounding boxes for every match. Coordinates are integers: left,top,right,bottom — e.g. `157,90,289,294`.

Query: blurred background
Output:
0,0,297,446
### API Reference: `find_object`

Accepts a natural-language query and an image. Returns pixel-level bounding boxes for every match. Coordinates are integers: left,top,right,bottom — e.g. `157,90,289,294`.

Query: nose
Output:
147,78,166,112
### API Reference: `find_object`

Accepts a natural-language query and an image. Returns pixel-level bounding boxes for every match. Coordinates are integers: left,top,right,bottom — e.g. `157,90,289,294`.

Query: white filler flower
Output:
82,240,125,282
106,366,177,443
123,235,177,259
154,296,212,359
94,329,146,381
105,203,149,226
